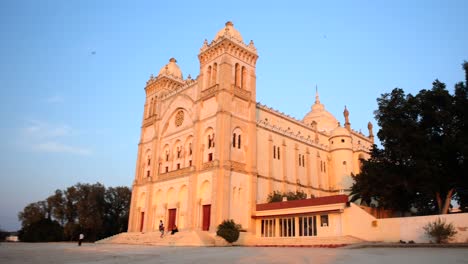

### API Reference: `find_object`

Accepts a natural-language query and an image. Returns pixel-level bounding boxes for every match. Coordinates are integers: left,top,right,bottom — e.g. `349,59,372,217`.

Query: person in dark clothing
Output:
171,225,179,235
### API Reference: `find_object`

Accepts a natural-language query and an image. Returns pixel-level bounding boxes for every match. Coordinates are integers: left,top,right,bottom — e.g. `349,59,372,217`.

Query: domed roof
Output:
158,58,183,79
303,90,339,132
330,125,351,138
214,21,243,42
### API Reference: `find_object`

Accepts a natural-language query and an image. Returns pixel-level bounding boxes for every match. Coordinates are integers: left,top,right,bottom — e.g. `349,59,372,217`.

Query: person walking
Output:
78,233,84,246
159,220,165,238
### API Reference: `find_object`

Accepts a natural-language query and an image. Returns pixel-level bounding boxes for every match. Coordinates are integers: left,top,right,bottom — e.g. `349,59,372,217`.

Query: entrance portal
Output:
202,204,211,231
168,208,177,231
139,212,145,232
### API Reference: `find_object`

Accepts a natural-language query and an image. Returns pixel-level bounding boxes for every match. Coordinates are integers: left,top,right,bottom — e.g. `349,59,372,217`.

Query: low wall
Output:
343,203,468,243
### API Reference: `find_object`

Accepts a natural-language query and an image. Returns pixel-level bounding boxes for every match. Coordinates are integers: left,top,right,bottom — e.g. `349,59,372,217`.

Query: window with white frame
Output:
298,215,317,236
279,217,295,237
261,219,276,237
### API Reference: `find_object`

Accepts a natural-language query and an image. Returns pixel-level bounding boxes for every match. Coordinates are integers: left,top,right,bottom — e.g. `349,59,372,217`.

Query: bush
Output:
18,218,64,242
267,190,308,203
216,219,241,243
423,218,457,243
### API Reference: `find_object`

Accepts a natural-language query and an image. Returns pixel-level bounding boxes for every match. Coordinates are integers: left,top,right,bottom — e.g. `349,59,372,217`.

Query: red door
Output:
202,205,211,231
168,209,177,231
139,212,145,232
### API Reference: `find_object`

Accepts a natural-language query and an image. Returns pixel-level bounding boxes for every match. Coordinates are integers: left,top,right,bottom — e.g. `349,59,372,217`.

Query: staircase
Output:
96,230,216,247
97,231,363,247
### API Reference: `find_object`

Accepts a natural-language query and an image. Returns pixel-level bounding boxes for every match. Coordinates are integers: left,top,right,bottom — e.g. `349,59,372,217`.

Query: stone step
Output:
97,231,364,247
96,230,216,247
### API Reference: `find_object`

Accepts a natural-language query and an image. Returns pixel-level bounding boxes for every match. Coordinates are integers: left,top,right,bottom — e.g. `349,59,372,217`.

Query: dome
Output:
303,91,339,132
214,21,243,42
158,58,183,79
330,126,351,138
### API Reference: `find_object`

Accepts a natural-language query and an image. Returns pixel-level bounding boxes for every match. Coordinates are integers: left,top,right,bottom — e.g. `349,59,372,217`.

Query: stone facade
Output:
127,22,374,235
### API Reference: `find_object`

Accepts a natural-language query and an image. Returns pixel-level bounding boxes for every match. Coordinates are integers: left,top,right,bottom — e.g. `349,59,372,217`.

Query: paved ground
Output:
1,242,467,264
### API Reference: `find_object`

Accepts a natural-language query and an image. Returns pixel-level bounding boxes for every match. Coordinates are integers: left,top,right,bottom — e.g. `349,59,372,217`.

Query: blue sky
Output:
0,0,467,231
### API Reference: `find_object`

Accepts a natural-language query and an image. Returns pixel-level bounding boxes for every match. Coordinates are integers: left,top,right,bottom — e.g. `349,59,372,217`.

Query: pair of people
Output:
159,220,179,238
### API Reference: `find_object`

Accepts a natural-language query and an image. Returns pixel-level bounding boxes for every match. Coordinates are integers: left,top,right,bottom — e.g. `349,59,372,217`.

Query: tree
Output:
103,186,131,237
47,190,66,225
18,218,63,242
0,227,9,241
351,62,468,214
17,182,132,242
75,183,106,241
18,202,47,228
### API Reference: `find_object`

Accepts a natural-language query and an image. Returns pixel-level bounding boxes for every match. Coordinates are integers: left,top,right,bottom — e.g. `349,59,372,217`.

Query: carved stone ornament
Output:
175,110,184,127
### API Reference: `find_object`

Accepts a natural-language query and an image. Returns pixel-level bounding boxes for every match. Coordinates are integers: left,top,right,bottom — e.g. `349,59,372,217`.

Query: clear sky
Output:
0,0,467,231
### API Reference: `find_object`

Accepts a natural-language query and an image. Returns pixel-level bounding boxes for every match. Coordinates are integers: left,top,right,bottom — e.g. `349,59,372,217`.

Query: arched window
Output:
207,66,212,87
212,63,217,85
233,133,236,148
235,63,241,87
273,146,281,160
237,135,241,149
208,133,215,149
148,98,153,117
241,66,247,89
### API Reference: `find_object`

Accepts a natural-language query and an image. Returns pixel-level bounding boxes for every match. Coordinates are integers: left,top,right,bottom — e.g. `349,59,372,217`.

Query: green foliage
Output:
17,182,131,242
18,218,64,242
0,227,9,241
351,62,468,215
267,190,308,203
216,219,241,243
423,218,457,243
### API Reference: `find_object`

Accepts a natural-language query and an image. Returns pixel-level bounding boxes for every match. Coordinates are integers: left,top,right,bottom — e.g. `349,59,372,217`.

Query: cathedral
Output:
127,22,374,239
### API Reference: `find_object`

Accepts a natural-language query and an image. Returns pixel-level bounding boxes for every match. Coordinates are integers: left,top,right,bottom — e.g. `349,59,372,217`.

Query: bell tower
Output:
196,21,259,230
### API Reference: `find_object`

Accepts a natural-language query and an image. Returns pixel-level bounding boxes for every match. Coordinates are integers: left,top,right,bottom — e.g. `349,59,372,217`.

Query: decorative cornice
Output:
257,102,326,133
199,38,258,66
224,160,247,173
257,174,341,193
256,119,329,151
145,74,196,96
200,84,219,100
147,72,184,86
159,79,197,101
201,159,219,171
200,34,257,54
232,85,251,101
158,166,194,181
353,145,372,152
142,115,157,127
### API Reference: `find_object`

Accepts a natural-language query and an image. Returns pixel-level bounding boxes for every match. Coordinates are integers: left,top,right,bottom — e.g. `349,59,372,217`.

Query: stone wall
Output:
343,203,468,243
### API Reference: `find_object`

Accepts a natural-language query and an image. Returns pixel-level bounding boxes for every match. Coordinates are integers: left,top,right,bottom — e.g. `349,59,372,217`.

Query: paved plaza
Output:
1,242,467,264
